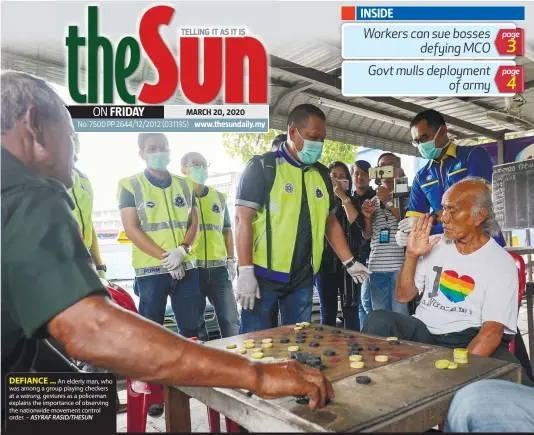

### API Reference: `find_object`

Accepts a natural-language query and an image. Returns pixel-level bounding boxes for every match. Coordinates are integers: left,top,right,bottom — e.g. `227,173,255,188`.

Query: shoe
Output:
116,401,127,413
148,404,164,417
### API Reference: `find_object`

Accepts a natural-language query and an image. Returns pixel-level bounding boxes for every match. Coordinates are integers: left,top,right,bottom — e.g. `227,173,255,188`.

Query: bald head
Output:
1,71,75,187
441,177,500,240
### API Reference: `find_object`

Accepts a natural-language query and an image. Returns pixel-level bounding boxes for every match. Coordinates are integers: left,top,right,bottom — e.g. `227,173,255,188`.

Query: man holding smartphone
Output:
361,153,409,315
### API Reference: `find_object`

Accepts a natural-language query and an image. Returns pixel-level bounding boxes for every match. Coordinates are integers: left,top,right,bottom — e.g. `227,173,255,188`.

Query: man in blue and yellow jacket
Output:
235,104,372,333
396,109,505,247
118,133,200,340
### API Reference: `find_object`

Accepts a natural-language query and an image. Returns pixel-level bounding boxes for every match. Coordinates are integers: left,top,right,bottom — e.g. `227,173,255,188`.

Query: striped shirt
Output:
368,197,405,272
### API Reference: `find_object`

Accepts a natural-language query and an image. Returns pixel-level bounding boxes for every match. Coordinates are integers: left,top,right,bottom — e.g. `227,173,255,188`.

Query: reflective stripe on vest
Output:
252,159,329,283
194,187,228,268
68,170,93,249
117,172,196,277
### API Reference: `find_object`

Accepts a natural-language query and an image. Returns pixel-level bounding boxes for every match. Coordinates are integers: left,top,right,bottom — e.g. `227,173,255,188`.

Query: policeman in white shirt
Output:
363,177,532,386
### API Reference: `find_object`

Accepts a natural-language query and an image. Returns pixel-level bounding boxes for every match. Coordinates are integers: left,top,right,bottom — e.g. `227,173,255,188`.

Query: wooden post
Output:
164,386,191,433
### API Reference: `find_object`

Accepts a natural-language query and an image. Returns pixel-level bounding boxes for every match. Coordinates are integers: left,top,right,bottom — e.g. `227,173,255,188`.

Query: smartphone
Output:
379,228,390,243
369,165,395,180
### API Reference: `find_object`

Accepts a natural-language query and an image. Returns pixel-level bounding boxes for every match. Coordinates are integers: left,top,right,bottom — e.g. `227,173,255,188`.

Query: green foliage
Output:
222,130,359,166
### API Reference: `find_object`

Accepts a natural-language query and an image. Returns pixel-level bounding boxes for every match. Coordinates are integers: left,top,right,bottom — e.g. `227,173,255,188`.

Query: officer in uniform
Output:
235,104,371,333
180,152,240,339
118,133,200,336
67,134,106,278
396,109,505,247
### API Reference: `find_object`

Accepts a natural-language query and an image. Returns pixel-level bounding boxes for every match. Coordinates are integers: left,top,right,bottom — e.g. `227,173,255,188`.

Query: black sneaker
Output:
116,401,127,413
148,404,164,417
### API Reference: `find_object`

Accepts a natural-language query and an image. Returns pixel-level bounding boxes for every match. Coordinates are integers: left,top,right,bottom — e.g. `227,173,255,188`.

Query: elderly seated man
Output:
363,177,532,386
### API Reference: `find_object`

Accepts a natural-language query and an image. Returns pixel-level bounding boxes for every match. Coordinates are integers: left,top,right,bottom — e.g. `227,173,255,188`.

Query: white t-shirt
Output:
413,237,518,335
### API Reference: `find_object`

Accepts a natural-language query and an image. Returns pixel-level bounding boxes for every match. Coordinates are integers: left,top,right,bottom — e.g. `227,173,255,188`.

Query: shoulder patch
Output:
211,202,221,213
315,186,324,199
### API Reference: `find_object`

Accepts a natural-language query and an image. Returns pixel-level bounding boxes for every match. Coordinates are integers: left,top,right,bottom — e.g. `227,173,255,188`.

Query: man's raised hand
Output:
406,214,440,257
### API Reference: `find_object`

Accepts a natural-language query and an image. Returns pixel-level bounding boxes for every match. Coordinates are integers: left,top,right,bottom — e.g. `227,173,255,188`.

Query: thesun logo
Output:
65,6,269,104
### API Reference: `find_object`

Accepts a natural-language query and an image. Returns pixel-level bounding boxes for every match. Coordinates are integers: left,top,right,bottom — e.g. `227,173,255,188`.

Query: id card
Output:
379,228,390,243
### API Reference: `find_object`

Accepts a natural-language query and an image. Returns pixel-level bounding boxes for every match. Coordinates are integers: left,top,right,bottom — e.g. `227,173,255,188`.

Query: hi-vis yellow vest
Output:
68,169,94,249
252,159,330,283
118,173,196,277
194,187,228,268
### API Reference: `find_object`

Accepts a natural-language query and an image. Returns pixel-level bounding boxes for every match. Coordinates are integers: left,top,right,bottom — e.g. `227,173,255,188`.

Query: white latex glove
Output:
236,266,261,310
162,246,187,271
170,264,186,281
396,217,415,247
226,258,237,282
343,257,372,284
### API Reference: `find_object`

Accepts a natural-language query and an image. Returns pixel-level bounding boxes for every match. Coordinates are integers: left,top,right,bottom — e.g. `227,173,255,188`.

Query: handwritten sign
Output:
492,160,534,230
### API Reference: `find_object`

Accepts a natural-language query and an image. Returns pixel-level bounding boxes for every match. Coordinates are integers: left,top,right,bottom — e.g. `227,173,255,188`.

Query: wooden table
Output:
164,327,521,433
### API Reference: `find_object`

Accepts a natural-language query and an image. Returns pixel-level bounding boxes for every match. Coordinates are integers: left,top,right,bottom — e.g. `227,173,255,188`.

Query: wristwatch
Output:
385,201,394,209
180,243,192,254
96,264,107,272
342,196,351,205
342,258,357,269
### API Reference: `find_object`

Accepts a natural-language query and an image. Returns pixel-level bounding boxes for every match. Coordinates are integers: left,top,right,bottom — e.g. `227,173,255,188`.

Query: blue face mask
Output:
295,129,324,164
146,152,170,171
418,127,442,160
189,166,208,184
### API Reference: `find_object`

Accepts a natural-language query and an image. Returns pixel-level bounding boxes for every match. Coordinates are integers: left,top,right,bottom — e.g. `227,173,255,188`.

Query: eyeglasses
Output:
186,162,210,169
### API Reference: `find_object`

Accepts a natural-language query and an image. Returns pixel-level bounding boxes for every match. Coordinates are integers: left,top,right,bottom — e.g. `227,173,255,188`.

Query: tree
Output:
222,130,359,166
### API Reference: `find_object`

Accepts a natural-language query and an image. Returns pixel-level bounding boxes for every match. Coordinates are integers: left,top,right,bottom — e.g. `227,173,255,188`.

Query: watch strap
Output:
342,258,357,269
180,243,191,253
96,264,107,272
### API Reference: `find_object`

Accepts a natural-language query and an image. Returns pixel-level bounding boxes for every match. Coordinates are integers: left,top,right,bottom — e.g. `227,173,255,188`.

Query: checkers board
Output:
211,324,433,382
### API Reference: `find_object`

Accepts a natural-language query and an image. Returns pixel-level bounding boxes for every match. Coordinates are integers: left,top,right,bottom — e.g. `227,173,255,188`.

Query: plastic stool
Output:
126,379,164,433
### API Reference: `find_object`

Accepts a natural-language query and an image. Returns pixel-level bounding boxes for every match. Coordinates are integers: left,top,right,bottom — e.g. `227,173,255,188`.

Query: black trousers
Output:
363,310,533,387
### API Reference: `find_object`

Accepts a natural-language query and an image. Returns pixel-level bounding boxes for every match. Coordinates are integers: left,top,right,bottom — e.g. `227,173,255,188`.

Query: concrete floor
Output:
116,300,531,433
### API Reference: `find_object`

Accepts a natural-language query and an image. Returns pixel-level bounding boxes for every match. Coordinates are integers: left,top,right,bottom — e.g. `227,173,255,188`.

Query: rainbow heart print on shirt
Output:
439,270,475,303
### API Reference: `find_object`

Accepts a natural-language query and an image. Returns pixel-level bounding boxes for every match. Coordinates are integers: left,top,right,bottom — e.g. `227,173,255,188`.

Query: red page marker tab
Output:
495,29,524,56
495,66,524,93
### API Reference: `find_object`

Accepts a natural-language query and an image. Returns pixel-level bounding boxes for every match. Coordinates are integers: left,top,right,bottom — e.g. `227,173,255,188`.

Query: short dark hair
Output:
137,133,168,150
351,160,371,175
181,151,207,168
271,133,287,150
287,104,326,129
378,152,401,167
328,161,352,192
410,109,446,130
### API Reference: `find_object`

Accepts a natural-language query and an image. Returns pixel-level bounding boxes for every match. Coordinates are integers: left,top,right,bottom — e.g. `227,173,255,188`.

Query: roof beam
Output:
269,82,314,116
270,78,479,140
270,54,506,140
269,112,417,156
270,55,341,89
368,97,504,140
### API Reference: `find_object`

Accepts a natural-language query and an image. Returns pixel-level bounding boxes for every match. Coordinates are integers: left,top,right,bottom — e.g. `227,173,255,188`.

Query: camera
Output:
369,165,395,180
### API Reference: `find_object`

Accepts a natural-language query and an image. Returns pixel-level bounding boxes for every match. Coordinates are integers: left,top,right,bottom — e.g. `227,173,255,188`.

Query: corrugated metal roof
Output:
2,39,534,153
